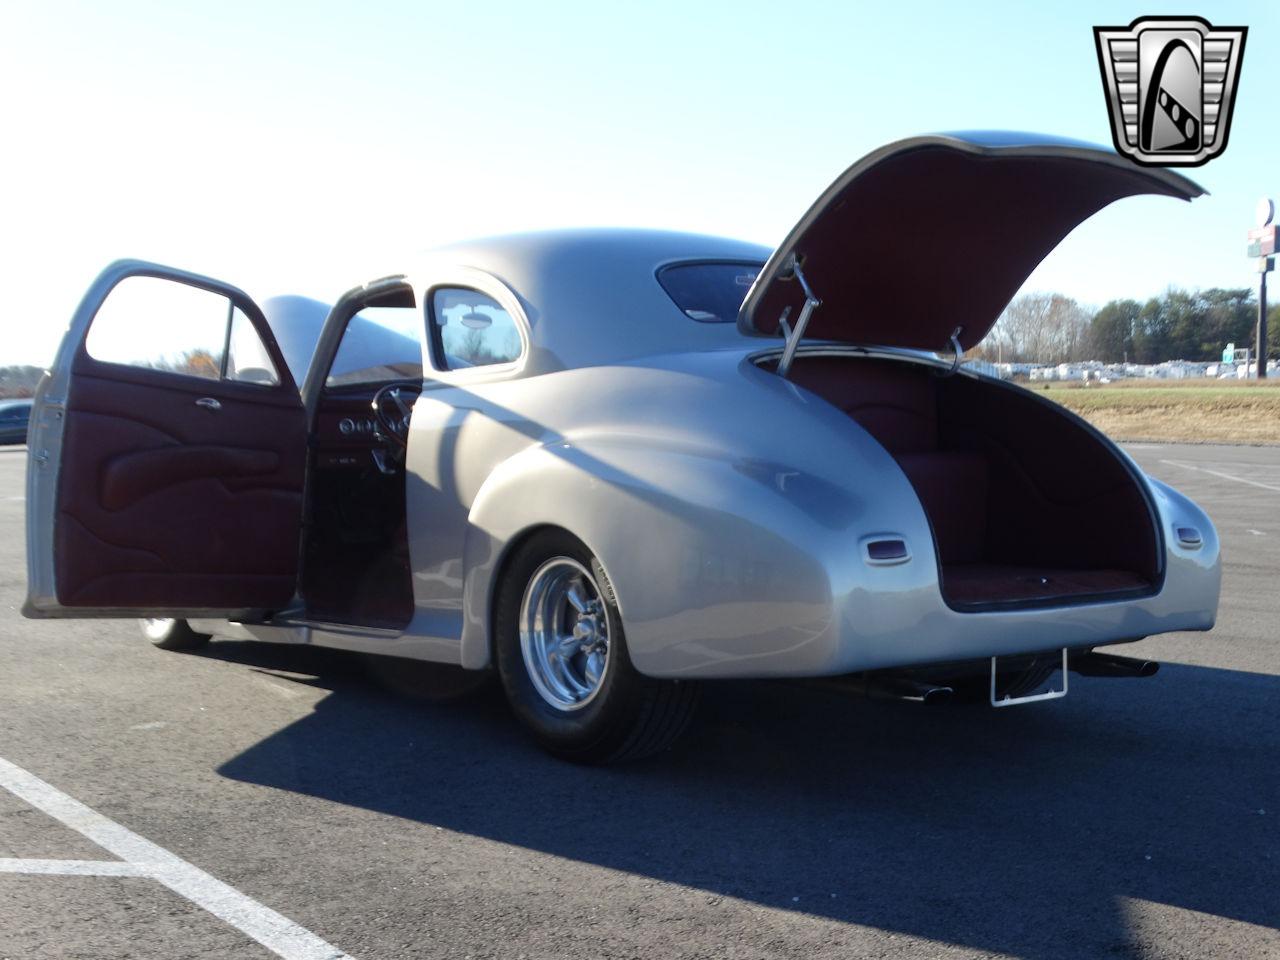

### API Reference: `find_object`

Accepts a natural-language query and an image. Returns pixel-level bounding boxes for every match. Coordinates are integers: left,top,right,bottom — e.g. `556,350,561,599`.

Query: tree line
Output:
0,350,220,399
0,365,43,399
974,289,1280,365
4,287,1279,394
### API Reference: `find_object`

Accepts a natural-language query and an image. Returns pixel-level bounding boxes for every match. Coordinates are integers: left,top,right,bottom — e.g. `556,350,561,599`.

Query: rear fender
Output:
459,438,859,673
1146,475,1221,625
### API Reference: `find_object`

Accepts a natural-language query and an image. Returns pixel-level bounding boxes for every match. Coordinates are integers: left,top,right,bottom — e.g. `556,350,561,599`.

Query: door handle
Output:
195,397,222,411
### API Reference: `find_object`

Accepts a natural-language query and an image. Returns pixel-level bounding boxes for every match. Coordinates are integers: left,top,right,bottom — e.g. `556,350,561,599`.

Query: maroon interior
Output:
788,357,1161,609
301,387,414,629
55,364,306,609
748,147,1194,352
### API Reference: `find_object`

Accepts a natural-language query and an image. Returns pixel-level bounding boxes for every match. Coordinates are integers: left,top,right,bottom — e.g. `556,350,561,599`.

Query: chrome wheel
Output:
496,530,700,762
519,557,611,711
142,618,176,641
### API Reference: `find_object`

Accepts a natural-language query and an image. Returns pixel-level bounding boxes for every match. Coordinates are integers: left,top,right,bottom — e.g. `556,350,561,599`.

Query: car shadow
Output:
205,640,1279,958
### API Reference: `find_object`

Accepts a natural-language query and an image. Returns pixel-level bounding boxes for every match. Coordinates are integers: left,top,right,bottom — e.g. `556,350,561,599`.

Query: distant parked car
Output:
0,399,32,444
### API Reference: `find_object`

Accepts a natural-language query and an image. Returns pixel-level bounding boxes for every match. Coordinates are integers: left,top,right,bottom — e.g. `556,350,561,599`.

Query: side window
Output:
84,277,281,387
226,309,280,385
86,277,228,380
431,288,523,370
326,306,424,387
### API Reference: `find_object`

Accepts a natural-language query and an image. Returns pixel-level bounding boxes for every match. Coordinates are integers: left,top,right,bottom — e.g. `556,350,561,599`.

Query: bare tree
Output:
455,328,495,364
977,293,1093,363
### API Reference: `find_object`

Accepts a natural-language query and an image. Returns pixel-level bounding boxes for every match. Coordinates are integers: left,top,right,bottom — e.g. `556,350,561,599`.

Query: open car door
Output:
24,260,307,619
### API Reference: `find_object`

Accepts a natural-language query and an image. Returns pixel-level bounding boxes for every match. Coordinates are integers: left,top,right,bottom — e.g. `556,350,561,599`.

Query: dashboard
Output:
313,385,414,469
302,381,419,627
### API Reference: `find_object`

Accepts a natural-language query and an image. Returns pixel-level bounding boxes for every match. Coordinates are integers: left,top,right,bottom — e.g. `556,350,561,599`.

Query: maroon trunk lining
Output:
788,357,1159,609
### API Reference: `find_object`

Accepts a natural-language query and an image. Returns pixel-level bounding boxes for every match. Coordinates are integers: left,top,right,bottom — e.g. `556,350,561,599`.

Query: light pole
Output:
1248,198,1276,379
1261,264,1270,380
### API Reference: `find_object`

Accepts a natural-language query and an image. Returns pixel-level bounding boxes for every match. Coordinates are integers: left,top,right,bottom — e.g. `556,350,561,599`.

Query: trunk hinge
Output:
775,256,822,379
942,326,965,376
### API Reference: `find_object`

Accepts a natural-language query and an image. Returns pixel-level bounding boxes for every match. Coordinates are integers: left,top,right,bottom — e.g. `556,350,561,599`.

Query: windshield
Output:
656,261,764,323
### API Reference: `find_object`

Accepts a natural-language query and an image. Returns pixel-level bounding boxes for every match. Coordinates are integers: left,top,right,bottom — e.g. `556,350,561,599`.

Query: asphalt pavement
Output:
0,443,1277,959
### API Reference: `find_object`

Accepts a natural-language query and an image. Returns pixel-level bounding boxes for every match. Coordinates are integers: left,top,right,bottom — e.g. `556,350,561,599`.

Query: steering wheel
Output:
370,382,422,448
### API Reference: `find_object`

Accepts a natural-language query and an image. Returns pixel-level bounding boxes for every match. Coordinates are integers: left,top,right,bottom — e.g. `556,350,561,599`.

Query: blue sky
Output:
2,1,1276,365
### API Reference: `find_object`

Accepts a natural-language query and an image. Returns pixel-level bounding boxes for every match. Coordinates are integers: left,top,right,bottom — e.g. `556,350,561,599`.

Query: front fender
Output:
459,436,901,674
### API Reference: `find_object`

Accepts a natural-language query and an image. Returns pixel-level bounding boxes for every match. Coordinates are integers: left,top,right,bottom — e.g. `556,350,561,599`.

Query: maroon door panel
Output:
54,367,306,609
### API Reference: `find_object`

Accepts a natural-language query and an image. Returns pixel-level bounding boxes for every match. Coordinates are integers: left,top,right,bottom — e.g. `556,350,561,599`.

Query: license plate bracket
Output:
990,648,1068,707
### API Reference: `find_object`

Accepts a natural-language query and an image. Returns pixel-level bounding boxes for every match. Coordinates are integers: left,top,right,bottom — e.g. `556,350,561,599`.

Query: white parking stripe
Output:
0,857,149,876
0,757,355,960
1158,460,1280,493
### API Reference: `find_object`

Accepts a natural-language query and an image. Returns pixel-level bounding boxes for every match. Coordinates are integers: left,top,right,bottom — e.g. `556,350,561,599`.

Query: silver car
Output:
23,132,1220,762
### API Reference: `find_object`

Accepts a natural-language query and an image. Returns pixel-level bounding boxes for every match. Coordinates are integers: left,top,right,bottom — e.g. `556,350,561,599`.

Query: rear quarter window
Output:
429,288,523,370
656,261,764,323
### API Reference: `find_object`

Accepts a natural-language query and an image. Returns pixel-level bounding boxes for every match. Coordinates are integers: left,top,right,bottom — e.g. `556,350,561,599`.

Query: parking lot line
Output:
1158,459,1280,494
0,756,356,960
0,857,150,876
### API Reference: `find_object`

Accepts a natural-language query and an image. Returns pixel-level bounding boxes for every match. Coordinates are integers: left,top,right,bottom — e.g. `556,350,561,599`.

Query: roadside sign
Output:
1223,343,1235,363
1247,225,1278,258
1258,197,1276,228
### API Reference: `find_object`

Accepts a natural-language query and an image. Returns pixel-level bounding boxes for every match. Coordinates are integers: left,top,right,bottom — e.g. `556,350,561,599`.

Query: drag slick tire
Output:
495,529,698,764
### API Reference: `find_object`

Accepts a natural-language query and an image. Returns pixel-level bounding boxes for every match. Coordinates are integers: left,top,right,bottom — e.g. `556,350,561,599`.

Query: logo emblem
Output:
1094,16,1246,166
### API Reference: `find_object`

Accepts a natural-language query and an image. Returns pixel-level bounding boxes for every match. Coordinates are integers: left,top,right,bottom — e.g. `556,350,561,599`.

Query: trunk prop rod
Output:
943,326,965,376
775,256,822,379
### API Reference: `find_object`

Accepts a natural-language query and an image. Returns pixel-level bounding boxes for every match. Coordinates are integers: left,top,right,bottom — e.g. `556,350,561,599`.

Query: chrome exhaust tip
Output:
1071,652,1160,678
803,676,954,704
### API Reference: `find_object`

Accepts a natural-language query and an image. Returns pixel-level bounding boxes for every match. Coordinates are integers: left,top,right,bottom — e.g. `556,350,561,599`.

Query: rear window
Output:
657,261,763,323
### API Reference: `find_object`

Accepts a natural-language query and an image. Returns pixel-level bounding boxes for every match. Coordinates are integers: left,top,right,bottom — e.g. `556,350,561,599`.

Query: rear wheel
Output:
495,530,698,763
139,618,210,651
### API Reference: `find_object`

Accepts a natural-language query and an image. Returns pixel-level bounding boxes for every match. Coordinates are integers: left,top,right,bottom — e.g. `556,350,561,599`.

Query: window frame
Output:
81,281,287,392
422,270,530,380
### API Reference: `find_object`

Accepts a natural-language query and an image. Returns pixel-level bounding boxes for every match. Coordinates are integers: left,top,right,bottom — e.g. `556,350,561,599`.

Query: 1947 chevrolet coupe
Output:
24,133,1220,762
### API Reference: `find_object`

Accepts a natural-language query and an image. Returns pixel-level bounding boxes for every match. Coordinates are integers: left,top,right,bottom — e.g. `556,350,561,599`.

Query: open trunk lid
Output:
737,132,1203,354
